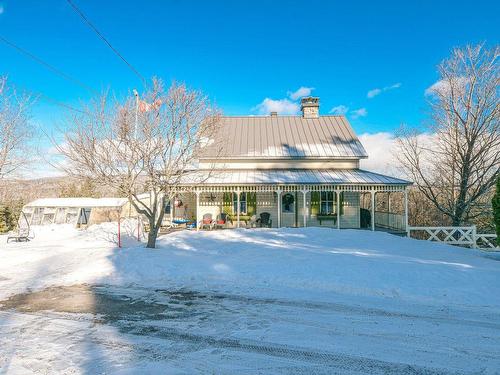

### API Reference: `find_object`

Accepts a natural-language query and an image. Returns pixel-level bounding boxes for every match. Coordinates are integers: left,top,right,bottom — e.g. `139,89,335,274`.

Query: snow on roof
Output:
25,197,127,208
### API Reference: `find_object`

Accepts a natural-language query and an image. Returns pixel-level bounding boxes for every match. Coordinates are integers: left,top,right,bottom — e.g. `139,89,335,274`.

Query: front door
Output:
281,192,297,227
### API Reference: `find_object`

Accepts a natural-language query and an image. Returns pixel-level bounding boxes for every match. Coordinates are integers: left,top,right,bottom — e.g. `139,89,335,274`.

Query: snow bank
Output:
1,225,499,310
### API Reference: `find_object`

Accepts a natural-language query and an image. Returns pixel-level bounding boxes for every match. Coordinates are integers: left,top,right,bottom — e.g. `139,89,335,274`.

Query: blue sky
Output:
1,0,498,143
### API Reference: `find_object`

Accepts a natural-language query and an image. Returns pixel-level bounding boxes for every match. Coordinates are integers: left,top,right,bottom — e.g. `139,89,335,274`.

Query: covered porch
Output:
171,169,410,232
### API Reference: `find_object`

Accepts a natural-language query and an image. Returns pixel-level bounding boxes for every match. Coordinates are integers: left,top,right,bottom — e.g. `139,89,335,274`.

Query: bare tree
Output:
57,79,221,248
396,44,499,226
0,77,34,180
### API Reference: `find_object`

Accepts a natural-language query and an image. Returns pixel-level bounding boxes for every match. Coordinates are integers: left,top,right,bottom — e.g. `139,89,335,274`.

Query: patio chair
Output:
214,213,230,229
256,212,272,228
248,215,257,228
7,213,33,243
199,213,215,230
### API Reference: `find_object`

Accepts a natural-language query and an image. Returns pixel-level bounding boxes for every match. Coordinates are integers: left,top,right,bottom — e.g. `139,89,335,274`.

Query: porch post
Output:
301,190,308,227
195,190,200,231
336,190,341,229
276,189,282,228
387,192,391,213
404,187,408,232
370,190,375,231
236,189,241,228
170,198,174,222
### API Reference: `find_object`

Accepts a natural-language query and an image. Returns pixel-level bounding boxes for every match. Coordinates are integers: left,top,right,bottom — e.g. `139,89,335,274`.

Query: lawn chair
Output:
248,215,257,228
214,213,230,229
256,212,272,228
7,212,33,243
200,213,215,230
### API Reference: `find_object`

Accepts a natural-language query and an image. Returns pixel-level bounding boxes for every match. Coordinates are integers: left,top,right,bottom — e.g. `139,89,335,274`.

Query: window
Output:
320,191,335,215
282,193,295,213
165,201,171,215
233,192,247,214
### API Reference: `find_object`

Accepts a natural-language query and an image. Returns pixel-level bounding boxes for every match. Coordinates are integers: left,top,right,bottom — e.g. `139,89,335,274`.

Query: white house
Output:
168,97,411,231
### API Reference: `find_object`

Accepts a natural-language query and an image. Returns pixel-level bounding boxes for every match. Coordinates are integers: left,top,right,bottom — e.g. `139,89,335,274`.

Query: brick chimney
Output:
301,97,320,118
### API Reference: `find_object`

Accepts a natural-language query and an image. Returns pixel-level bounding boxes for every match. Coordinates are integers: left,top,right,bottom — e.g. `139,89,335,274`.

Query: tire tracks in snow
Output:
0,310,468,375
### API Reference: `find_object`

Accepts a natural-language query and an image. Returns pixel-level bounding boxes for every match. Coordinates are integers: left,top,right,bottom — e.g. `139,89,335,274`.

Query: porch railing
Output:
374,211,405,231
406,225,498,250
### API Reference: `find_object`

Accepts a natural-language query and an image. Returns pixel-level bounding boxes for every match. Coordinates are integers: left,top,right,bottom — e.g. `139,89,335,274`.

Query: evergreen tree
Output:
0,205,13,233
492,176,500,246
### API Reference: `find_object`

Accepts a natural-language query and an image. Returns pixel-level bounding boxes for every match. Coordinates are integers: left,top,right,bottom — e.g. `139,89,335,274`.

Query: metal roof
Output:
25,197,127,208
180,169,411,186
199,115,368,159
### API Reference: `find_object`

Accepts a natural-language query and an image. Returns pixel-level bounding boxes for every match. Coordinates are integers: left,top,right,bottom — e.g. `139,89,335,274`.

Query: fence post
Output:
472,225,477,249
118,217,121,248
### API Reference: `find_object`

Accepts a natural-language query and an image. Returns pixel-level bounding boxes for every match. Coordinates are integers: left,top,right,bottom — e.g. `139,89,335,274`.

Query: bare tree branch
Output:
396,44,499,225
56,78,222,248
0,77,35,180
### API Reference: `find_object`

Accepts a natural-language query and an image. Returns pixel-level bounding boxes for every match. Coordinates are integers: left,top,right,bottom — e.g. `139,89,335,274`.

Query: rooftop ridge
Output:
220,115,347,118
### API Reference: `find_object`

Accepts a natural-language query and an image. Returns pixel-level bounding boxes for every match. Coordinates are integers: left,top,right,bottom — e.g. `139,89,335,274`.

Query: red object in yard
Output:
217,220,225,225
203,219,212,224
118,217,121,248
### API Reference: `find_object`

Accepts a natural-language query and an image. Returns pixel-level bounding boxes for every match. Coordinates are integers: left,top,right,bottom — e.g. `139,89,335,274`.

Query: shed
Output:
22,198,127,227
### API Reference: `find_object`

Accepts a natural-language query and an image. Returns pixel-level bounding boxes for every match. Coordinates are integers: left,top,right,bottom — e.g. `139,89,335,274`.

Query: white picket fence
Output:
406,226,498,250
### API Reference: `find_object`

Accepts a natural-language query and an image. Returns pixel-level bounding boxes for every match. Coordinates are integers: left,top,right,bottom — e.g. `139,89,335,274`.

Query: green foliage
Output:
0,200,24,233
492,176,500,246
0,205,13,233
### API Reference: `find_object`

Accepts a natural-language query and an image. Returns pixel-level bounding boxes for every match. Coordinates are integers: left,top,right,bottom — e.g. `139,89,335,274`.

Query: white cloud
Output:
350,108,367,119
252,98,300,115
424,77,467,97
367,82,402,99
359,131,438,177
359,132,399,175
329,105,349,115
288,86,314,100
367,88,382,99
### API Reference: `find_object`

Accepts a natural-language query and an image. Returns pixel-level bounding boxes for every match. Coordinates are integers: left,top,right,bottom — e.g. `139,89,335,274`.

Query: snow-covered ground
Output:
1,223,499,374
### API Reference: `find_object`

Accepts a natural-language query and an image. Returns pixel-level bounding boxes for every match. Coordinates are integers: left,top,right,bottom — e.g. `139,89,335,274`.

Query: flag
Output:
138,98,162,113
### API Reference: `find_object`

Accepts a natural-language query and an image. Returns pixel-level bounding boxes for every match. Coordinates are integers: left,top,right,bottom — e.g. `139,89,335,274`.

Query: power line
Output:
0,35,97,95
66,0,147,86
6,79,87,114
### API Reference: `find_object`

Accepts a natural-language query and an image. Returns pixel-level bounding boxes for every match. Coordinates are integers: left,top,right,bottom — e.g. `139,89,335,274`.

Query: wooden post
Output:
371,190,375,231
196,191,200,231
302,190,308,227
276,189,282,228
404,188,408,234
336,190,341,229
236,190,241,228
118,216,121,248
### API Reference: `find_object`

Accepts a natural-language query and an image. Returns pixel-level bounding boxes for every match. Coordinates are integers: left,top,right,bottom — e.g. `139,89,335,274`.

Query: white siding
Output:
306,191,360,229
256,192,278,228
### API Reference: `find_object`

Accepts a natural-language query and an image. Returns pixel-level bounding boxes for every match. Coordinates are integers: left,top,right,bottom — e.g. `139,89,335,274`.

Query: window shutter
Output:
223,193,232,215
311,192,320,215
247,192,256,216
